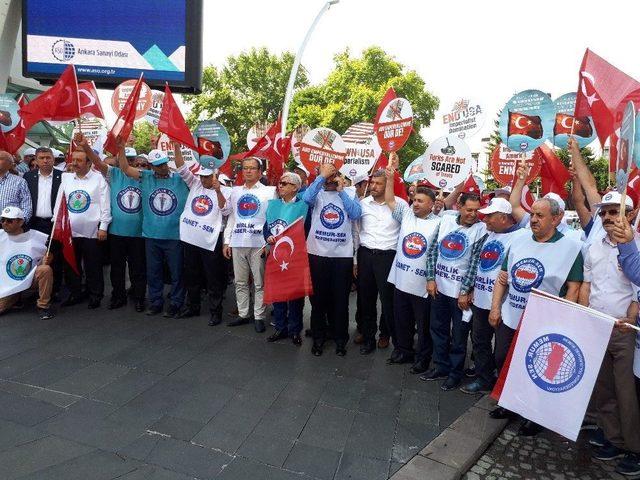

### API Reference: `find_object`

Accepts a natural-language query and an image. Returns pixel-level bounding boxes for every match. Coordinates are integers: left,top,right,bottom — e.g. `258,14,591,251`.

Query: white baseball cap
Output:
594,191,634,209
51,148,64,158
124,147,137,157
23,147,36,156
543,192,565,212
148,149,169,166
198,167,214,176
1,206,25,219
352,173,369,185
478,197,513,215
218,173,231,184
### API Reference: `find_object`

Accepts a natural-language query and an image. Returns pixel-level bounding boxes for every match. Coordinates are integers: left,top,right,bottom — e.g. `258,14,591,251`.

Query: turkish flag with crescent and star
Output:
539,144,570,199
104,74,144,155
240,115,292,186
263,218,313,304
77,81,104,119
574,49,640,146
507,112,543,139
19,64,80,130
52,191,79,275
158,83,198,152
553,114,593,138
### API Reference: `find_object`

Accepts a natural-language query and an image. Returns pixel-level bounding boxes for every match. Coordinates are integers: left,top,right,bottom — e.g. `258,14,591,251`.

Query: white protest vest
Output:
502,232,582,329
307,189,356,258
180,185,231,250
434,213,487,298
0,230,47,298
388,213,440,297
60,171,108,239
472,229,526,310
229,185,275,248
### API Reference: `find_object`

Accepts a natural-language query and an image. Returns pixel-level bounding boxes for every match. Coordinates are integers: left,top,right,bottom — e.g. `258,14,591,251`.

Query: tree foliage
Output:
131,122,159,154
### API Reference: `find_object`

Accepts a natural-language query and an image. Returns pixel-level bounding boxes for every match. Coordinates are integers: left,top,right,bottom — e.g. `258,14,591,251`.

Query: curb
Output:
390,395,508,480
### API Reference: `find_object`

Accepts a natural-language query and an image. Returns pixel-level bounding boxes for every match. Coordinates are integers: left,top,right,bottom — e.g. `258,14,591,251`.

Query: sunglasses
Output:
598,208,620,217
278,181,296,187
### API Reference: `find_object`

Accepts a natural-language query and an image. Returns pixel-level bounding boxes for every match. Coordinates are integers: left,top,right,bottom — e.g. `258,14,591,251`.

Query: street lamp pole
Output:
281,0,340,137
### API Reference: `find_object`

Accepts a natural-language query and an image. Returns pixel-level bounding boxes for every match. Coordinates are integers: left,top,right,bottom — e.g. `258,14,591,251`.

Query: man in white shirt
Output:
357,169,407,355
57,148,111,309
578,191,640,475
222,157,276,333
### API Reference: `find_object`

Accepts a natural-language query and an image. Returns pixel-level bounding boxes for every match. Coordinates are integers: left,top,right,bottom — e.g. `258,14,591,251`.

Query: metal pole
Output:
281,0,339,137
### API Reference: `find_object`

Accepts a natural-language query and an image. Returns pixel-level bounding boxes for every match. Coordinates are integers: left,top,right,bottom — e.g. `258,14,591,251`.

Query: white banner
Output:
499,290,614,441
0,230,48,298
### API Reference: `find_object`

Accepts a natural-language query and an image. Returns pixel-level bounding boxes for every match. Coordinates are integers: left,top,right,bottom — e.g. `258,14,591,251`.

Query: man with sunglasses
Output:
222,157,276,333
578,191,640,476
0,206,53,320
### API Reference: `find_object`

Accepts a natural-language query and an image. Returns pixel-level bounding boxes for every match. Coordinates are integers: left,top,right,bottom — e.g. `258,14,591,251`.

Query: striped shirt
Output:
0,172,32,222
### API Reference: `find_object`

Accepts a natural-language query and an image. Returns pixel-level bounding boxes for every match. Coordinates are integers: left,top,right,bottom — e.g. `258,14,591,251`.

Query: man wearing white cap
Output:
52,149,67,172
0,206,53,320
577,191,640,474
458,197,521,394
488,196,583,436
118,146,189,317
173,143,231,326
16,148,35,175
293,163,309,193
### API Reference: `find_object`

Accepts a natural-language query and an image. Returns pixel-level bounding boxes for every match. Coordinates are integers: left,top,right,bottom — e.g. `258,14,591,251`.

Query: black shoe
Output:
254,320,266,333
387,353,414,365
134,300,145,313
593,441,625,461
588,427,605,447
359,340,376,355
464,366,476,378
311,340,324,356
38,308,54,320
227,317,252,327
163,305,180,318
409,360,430,375
518,420,543,437
460,378,494,395
304,328,312,338
292,335,302,346
419,368,448,382
88,299,101,309
489,406,517,420
108,298,126,310
146,305,162,316
60,294,83,307
267,330,288,342
441,376,461,391
208,314,221,326
335,341,347,356
616,452,640,476
176,306,200,318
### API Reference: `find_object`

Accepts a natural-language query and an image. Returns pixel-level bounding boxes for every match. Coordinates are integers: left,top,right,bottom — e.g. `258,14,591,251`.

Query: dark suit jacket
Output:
23,168,62,220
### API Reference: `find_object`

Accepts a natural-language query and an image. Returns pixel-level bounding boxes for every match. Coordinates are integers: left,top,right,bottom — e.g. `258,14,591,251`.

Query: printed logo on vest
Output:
320,203,344,229
67,190,91,213
237,194,261,218
191,195,214,217
269,219,288,236
511,257,545,292
526,334,585,393
116,186,142,214
439,231,468,260
402,232,427,259
6,254,33,280
149,188,178,216
479,240,505,272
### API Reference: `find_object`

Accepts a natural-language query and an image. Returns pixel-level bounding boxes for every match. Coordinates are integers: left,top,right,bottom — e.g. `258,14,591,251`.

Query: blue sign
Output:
0,95,20,133
499,90,555,152
403,155,428,183
552,93,597,149
617,102,636,193
193,120,231,170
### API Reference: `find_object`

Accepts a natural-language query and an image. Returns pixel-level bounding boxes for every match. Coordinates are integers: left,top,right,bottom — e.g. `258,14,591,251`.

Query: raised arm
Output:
568,137,601,213
75,132,108,176
569,172,592,228
444,181,464,210
384,152,399,211
116,138,141,180
509,160,529,224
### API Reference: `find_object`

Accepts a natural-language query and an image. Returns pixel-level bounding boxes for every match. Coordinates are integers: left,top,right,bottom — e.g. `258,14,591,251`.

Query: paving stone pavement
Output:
0,287,479,479
463,420,633,480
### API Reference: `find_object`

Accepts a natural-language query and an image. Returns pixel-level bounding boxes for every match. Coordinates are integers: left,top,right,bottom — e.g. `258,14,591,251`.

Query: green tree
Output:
288,47,439,172
131,122,159,154
556,147,610,192
183,48,310,153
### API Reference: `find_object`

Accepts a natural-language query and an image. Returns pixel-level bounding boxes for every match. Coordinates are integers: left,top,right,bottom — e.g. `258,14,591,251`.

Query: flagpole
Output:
46,191,63,257
281,0,340,138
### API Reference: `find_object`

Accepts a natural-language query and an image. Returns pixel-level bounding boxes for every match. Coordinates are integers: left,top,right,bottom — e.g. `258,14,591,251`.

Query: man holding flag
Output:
578,192,640,475
0,206,53,320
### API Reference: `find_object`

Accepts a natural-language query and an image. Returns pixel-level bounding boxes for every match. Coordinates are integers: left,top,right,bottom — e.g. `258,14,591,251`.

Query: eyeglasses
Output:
0,218,17,223
598,208,620,217
278,181,295,187
242,166,259,171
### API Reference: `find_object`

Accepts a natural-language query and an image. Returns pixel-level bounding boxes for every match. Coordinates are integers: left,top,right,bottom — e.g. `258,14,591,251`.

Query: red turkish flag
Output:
158,83,198,151
507,112,543,139
240,116,292,185
553,114,593,138
574,49,640,146
264,218,313,304
19,65,80,129
0,95,28,154
462,174,481,195
78,81,104,119
375,153,408,201
539,144,570,199
104,74,144,155
52,192,79,275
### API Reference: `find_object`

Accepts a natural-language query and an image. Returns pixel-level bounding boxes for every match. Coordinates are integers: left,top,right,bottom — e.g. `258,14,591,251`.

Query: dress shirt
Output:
358,195,406,251
35,170,54,219
0,172,32,222
221,181,275,246
584,235,636,319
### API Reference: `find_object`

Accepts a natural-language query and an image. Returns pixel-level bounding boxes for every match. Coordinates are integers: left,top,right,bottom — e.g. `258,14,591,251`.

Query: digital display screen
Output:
22,0,202,92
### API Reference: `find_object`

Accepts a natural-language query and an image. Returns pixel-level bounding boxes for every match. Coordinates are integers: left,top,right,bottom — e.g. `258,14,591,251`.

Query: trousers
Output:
146,238,184,309
430,292,470,381
0,265,53,312
66,237,104,301
109,234,146,301
357,247,395,342
393,288,432,363
471,305,497,385
273,298,305,336
183,238,225,317
231,246,266,320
